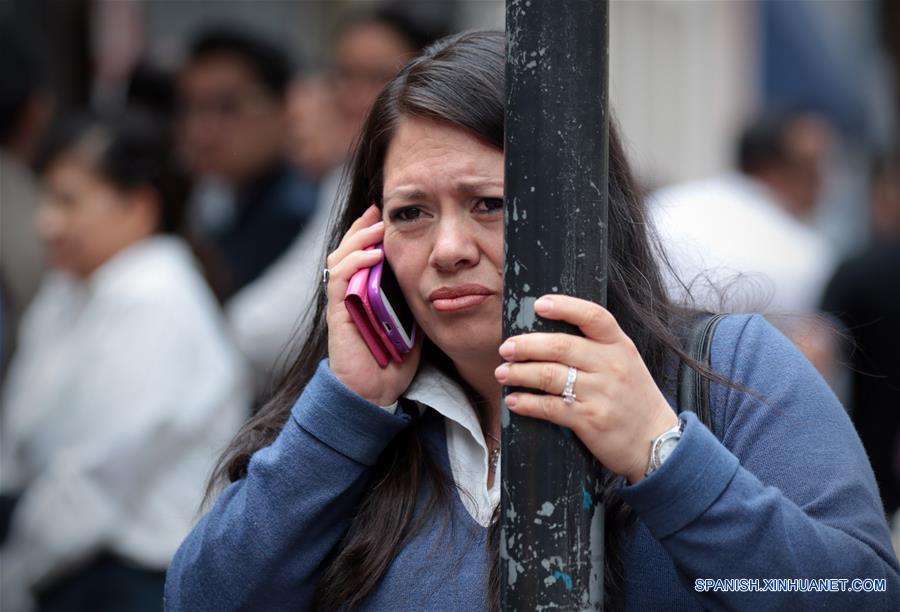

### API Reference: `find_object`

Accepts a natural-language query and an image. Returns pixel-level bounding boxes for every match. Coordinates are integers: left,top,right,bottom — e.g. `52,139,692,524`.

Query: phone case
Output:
344,262,403,368
367,259,417,353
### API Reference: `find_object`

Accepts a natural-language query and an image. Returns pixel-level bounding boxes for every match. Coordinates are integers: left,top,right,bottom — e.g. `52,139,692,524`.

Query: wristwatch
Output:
645,418,685,477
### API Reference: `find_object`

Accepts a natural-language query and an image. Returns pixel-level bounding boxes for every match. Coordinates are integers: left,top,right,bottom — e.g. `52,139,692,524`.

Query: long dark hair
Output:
209,30,718,610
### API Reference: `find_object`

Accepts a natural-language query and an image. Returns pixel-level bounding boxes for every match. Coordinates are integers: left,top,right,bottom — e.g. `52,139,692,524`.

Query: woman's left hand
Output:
495,294,679,484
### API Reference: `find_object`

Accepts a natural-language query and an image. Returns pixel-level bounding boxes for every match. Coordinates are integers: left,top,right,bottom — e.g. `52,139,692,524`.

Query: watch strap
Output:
646,419,685,476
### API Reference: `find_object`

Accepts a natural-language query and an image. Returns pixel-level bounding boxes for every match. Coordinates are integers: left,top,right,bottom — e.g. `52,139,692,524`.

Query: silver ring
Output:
562,366,577,405
322,268,330,286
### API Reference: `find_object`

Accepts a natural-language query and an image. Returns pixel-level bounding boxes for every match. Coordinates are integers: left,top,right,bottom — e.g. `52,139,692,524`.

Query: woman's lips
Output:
432,293,490,312
429,284,493,312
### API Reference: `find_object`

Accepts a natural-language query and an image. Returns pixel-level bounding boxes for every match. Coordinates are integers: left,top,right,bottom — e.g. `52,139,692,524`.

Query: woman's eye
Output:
475,198,504,214
389,206,423,223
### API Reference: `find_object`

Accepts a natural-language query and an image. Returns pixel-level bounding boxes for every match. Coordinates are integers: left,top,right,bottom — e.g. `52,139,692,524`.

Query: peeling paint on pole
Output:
502,0,609,610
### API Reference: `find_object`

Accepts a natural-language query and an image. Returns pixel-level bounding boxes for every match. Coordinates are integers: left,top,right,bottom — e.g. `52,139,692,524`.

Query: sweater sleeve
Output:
164,360,412,611
620,315,900,610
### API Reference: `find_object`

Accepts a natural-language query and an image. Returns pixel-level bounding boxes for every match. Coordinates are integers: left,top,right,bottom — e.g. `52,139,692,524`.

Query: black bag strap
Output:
677,314,728,437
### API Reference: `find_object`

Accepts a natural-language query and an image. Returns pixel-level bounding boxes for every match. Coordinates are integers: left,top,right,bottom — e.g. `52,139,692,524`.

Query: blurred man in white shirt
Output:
650,109,835,314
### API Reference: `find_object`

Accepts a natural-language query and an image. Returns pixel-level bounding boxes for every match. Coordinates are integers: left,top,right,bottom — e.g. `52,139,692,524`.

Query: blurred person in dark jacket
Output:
823,151,900,517
176,27,317,301
0,112,250,612
0,19,55,378
227,10,442,388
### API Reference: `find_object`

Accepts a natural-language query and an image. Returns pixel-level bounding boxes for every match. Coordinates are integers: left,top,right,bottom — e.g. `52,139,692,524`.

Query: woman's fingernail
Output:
505,394,518,408
535,297,553,314
499,340,515,359
494,363,509,382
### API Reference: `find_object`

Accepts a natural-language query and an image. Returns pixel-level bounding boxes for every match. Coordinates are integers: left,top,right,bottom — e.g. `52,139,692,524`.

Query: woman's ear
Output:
123,185,162,236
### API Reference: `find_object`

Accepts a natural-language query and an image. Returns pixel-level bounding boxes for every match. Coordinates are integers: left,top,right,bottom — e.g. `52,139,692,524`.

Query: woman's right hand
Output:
325,204,423,407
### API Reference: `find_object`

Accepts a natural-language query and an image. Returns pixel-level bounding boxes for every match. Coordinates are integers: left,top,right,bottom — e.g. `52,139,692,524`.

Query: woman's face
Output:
333,22,415,137
37,154,155,278
382,117,504,363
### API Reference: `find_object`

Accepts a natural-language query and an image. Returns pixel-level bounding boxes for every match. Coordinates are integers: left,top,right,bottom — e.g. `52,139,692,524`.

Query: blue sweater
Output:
165,315,900,610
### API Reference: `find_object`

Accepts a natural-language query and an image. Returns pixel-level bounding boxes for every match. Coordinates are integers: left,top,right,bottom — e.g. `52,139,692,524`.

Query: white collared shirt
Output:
400,364,501,527
650,173,834,313
1,236,251,606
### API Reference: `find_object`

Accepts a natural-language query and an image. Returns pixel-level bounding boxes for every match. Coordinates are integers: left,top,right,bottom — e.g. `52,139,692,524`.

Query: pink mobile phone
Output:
344,248,404,368
367,247,417,354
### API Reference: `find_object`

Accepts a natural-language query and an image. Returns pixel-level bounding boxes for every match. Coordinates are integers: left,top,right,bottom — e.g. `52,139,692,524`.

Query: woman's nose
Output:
429,217,480,272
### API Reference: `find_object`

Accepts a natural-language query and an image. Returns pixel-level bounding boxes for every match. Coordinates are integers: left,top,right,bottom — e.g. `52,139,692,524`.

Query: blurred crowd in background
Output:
0,1,898,610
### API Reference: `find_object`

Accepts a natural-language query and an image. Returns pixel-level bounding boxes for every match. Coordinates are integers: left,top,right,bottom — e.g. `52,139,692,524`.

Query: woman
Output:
165,32,899,610
1,112,250,611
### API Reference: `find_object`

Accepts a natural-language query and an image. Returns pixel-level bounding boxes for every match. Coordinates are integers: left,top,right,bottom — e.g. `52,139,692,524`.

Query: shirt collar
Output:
403,363,500,527
403,363,489,454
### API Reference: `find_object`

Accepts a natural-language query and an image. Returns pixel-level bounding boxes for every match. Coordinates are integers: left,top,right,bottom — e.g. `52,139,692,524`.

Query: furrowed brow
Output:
383,188,428,206
456,180,503,195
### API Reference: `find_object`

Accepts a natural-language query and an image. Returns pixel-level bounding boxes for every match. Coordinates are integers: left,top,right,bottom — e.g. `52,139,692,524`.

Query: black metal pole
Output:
501,0,609,609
